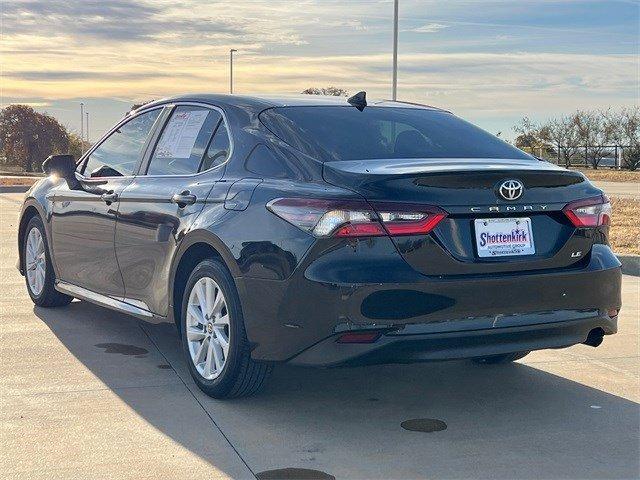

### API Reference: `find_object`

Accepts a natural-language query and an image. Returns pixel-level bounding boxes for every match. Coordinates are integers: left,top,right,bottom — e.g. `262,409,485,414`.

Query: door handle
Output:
101,191,118,204
171,190,197,207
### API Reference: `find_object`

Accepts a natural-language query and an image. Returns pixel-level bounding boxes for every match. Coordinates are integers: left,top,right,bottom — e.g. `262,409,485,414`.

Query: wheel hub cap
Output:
25,227,45,296
185,277,230,380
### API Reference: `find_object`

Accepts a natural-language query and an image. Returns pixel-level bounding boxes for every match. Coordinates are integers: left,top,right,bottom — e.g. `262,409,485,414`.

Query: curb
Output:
0,173,44,178
0,186,30,193
617,255,640,276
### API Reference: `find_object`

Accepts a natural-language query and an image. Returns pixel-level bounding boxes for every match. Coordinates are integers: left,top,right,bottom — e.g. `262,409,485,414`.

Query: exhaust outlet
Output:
583,328,605,348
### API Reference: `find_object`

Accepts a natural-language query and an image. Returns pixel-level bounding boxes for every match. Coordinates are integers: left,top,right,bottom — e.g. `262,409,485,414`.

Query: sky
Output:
1,0,638,142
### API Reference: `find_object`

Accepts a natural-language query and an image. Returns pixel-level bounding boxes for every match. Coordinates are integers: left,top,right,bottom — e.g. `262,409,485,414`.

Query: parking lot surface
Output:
1,191,638,480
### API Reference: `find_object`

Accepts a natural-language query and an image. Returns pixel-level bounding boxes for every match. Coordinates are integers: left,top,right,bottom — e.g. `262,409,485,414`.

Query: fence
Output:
523,145,633,168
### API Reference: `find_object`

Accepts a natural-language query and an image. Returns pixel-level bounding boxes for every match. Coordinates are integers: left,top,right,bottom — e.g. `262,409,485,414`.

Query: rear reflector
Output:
373,202,447,236
336,331,382,344
267,198,447,238
563,195,611,228
334,222,386,237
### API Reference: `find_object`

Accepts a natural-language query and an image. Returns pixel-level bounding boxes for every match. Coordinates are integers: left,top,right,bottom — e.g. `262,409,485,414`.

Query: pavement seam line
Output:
137,321,257,479
2,382,184,398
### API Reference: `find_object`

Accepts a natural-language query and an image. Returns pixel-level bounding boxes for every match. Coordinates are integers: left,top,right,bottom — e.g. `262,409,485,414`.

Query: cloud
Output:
4,70,198,81
1,0,637,140
409,23,449,34
2,48,635,115
1,0,162,41
0,0,303,45
17,102,52,108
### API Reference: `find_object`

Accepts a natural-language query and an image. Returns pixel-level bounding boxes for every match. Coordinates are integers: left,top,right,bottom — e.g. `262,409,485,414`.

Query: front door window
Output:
82,109,161,177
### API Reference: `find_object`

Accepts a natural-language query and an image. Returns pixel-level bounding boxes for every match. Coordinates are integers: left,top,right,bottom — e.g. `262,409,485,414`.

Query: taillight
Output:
267,198,447,238
266,198,385,238
563,195,611,227
373,202,447,236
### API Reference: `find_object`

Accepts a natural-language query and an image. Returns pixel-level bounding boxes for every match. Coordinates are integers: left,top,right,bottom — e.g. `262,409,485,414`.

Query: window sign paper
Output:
155,110,208,159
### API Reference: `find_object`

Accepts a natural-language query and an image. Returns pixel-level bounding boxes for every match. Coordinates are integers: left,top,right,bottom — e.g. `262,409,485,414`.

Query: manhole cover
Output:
256,468,335,480
401,418,447,432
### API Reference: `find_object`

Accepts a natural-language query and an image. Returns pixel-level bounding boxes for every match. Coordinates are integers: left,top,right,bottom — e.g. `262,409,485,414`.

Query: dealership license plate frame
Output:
474,217,535,258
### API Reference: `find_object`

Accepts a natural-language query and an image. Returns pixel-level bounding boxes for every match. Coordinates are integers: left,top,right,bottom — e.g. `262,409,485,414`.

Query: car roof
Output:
136,93,447,114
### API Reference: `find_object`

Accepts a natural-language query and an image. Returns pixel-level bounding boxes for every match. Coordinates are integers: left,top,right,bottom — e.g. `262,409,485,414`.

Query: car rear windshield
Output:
260,106,532,162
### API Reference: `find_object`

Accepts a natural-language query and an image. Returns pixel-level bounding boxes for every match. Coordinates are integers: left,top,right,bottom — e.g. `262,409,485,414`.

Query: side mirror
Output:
42,154,81,189
43,154,75,177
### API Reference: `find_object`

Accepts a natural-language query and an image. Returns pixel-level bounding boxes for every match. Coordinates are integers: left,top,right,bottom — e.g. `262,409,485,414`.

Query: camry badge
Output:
498,180,524,201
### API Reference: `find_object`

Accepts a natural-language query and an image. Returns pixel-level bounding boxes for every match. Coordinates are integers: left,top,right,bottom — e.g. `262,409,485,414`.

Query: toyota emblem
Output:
498,180,524,201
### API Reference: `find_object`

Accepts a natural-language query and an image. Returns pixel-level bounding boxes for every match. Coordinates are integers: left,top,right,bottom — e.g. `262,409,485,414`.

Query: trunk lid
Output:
323,158,603,275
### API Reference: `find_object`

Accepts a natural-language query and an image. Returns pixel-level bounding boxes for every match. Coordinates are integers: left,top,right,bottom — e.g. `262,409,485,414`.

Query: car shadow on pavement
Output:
35,300,640,480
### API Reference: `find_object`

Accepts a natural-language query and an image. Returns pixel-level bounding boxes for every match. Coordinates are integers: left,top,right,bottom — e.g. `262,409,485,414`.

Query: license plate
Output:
474,217,535,258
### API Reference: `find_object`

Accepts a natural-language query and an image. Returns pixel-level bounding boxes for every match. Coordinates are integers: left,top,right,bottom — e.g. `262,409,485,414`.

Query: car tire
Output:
22,216,73,307
180,258,272,399
472,351,530,364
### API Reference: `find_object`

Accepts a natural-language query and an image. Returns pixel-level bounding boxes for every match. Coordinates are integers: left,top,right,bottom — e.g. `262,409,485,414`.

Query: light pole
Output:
392,0,399,100
230,49,238,94
85,112,89,145
80,103,85,154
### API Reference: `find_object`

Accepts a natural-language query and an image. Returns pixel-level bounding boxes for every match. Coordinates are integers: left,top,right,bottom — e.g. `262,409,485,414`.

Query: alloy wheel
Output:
25,227,46,296
186,277,231,380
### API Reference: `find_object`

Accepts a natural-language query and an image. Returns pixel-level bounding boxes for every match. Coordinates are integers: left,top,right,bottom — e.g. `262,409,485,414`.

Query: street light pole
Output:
85,112,89,145
80,103,85,154
230,49,238,94
392,0,399,101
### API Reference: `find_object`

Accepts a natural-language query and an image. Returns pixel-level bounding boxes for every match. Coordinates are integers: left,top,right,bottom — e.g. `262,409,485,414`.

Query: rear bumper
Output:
237,241,622,364
289,312,617,367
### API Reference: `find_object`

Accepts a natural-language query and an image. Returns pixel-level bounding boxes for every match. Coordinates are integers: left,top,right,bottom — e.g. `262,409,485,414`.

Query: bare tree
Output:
541,115,581,167
623,145,640,170
603,109,624,147
573,110,615,169
618,106,640,170
301,86,348,96
513,107,638,169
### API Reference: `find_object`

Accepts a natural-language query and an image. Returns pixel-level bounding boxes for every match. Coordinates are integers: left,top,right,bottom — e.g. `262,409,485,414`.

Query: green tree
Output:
513,116,551,156
0,105,70,172
68,132,91,161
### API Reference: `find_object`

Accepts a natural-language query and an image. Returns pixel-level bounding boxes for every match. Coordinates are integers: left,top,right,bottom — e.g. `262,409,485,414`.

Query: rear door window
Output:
200,122,231,171
147,106,223,175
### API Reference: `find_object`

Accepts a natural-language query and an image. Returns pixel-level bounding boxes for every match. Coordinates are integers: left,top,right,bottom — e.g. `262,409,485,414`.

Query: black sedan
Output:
17,93,622,398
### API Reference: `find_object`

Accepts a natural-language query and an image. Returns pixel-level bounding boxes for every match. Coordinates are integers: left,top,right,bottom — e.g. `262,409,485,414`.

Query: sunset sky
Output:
1,0,638,141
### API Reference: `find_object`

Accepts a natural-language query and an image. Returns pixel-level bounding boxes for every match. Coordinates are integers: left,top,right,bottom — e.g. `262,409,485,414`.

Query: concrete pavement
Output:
1,192,638,479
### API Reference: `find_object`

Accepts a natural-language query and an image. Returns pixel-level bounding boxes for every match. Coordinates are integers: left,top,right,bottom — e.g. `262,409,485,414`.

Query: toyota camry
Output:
17,93,622,398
